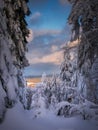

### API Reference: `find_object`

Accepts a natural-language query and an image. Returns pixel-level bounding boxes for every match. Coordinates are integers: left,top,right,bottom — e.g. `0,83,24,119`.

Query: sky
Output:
24,0,71,77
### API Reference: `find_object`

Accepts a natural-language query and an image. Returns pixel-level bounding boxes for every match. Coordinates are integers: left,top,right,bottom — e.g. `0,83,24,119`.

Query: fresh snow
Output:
0,101,98,130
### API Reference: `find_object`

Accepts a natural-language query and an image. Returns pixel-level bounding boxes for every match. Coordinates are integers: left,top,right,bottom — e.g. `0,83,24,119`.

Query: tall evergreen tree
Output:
68,0,98,103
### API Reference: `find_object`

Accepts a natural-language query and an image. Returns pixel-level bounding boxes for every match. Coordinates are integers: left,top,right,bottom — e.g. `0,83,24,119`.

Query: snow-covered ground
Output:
0,101,98,130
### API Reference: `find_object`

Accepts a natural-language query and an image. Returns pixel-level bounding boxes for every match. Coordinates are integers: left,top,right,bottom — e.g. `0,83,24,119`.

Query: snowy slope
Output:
0,102,98,130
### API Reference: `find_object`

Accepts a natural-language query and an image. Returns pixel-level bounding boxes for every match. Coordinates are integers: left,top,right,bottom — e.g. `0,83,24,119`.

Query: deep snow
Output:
0,101,98,130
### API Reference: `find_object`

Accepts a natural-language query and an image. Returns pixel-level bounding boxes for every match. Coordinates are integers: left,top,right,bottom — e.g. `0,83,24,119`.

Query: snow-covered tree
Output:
41,72,47,84
68,0,98,103
60,41,78,88
0,0,30,122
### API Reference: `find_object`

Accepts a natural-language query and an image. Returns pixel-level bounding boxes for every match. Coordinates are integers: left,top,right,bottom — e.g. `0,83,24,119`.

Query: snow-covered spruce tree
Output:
41,72,47,84
60,40,87,105
0,0,30,122
68,0,98,103
60,41,78,88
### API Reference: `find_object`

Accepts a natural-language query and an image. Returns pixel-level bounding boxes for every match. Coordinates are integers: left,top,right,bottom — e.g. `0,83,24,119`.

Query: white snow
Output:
0,101,98,130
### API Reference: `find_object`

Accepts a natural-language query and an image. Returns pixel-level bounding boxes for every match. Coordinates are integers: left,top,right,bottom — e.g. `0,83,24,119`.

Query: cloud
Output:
30,12,42,26
59,0,70,5
26,22,71,44
26,28,68,67
27,50,63,65
24,63,60,76
51,45,59,52
27,28,66,52
33,29,61,38
26,29,62,44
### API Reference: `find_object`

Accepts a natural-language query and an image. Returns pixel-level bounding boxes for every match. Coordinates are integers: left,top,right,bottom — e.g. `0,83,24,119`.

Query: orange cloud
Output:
33,29,61,37
51,45,59,52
